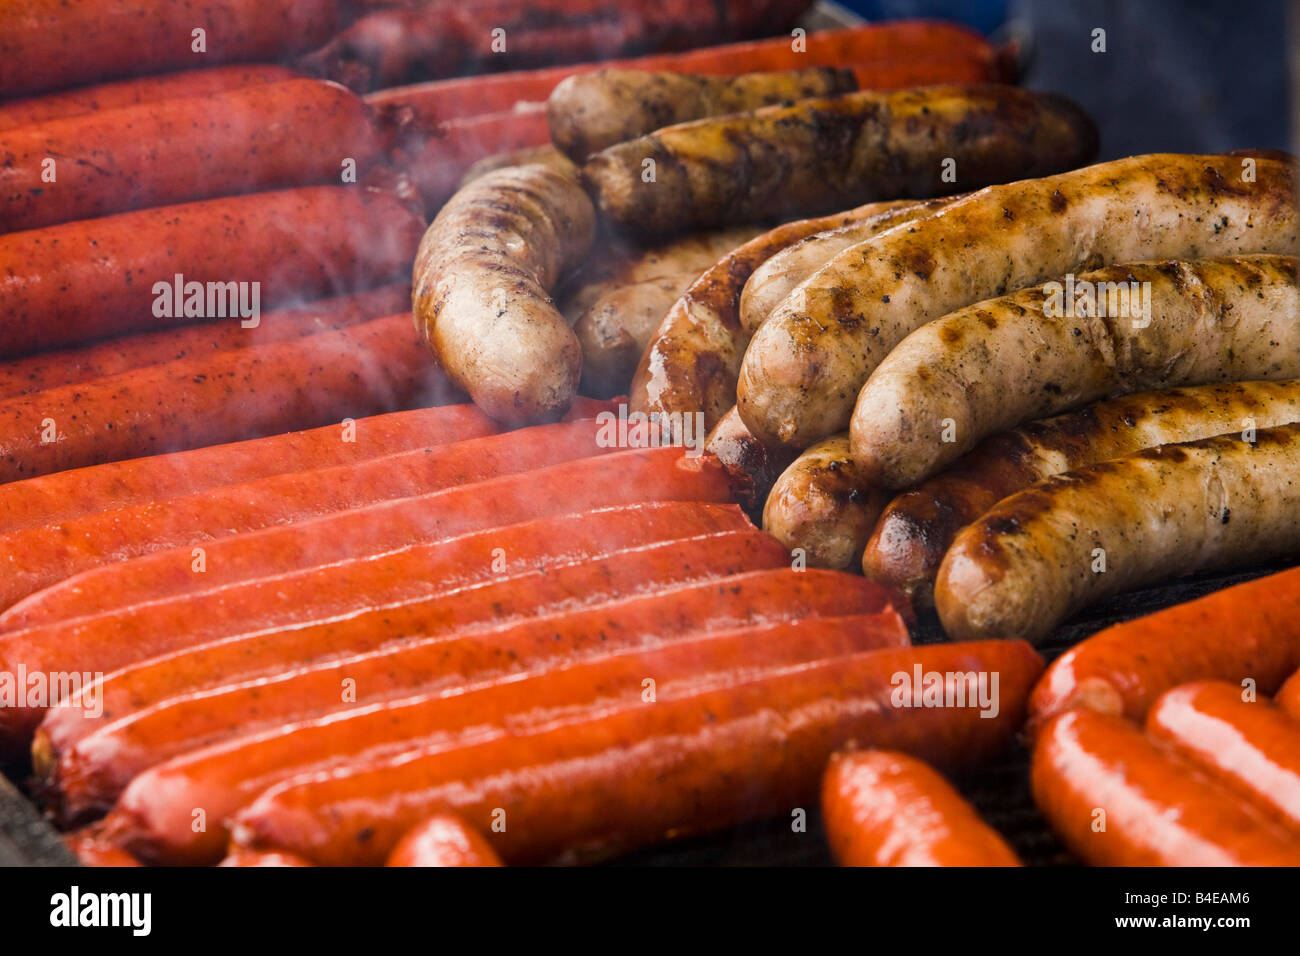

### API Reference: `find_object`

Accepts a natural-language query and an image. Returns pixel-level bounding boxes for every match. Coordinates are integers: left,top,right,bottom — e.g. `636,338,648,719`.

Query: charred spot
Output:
1220,508,1231,524
938,324,964,346
1049,189,1069,214
977,313,998,330
905,247,936,281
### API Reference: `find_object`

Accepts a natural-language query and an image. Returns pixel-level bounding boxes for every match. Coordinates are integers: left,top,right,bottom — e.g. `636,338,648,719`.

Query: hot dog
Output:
46,570,898,821
0,186,426,359
738,196,955,335
1027,565,1300,731
864,379,1300,606
547,67,857,162
821,750,1020,866
851,255,1300,488
0,0,344,97
0,285,410,401
763,434,888,571
413,164,595,424
0,313,455,485
739,153,1300,451
0,65,304,130
1031,709,1300,865
936,424,1300,643
387,816,504,867
226,640,1040,865
0,529,785,759
1146,680,1300,830
0,402,502,536
11,447,736,617
0,79,381,232
584,85,1096,239
64,826,142,867
0,418,616,621
630,199,948,435
100,609,908,861
217,849,312,867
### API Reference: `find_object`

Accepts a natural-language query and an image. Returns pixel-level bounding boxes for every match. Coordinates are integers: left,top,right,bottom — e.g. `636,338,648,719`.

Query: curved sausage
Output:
763,434,888,571
738,153,1300,451
1031,709,1300,865
1146,680,1300,830
852,255,1300,488
705,405,796,512
547,67,857,162
226,641,1041,865
387,816,504,867
630,199,919,434
0,79,380,232
864,379,1300,606
822,749,1020,866
936,424,1300,643
0,186,425,359
413,164,596,424
217,849,312,867
1280,671,1300,721
584,84,1095,238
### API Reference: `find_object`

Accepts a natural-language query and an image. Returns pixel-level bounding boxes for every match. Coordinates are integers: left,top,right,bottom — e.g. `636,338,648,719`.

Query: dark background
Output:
845,0,1291,159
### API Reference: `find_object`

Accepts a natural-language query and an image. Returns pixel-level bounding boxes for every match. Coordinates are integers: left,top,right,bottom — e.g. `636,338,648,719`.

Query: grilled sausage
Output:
225,641,1040,865
705,406,796,512
387,816,504,867
584,84,1096,238
0,79,380,232
0,418,617,622
630,199,922,434
0,186,425,359
822,750,1020,866
1031,709,1300,865
547,67,857,162
763,434,888,571
48,570,897,822
217,849,312,867
937,424,1300,643
1027,565,1300,731
0,530,787,759
864,379,1300,606
739,196,955,335
1280,671,1300,721
0,0,343,97
413,164,596,425
0,64,304,130
738,153,1300,451
460,145,577,187
101,610,908,862
1146,680,1300,830
852,255,1300,488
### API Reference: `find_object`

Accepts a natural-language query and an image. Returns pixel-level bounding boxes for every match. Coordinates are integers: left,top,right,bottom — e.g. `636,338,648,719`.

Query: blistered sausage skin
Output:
413,164,596,424
822,750,1020,866
852,255,1300,488
739,196,955,335
1031,709,1300,866
739,153,1300,451
547,67,857,162
584,84,1096,238
630,199,926,435
936,424,1300,644
763,434,888,571
864,379,1300,606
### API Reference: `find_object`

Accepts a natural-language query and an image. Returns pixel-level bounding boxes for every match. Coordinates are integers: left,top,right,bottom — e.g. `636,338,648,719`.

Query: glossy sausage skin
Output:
1031,709,1300,865
227,641,1041,865
0,529,786,759
763,434,888,571
1146,680,1300,830
851,255,1300,488
937,425,1300,643
0,418,617,623
0,313,456,485
413,164,595,424
584,85,1096,238
0,186,426,359
103,610,908,863
821,749,1020,866
217,849,313,867
704,406,797,512
1280,671,1300,721
739,153,1299,451
387,816,504,867
630,199,918,435
864,379,1300,606
0,79,380,232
